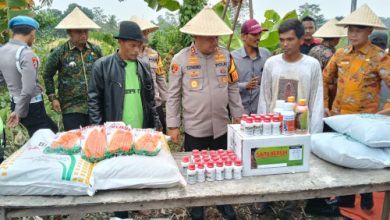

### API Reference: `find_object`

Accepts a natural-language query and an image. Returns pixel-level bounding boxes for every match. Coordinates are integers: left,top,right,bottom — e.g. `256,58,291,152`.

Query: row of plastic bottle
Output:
241,96,309,136
181,149,243,185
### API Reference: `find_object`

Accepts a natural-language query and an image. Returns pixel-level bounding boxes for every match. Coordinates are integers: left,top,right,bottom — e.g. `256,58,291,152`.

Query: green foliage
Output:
143,0,180,11
298,3,326,27
260,10,299,52
213,2,243,50
178,0,207,47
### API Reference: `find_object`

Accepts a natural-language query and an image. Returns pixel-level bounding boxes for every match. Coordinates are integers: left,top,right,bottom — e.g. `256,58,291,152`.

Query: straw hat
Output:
130,16,158,32
55,7,100,29
180,7,233,36
313,19,347,38
336,4,387,30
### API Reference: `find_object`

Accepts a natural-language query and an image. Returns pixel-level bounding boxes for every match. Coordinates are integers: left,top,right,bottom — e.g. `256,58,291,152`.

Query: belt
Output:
11,94,43,104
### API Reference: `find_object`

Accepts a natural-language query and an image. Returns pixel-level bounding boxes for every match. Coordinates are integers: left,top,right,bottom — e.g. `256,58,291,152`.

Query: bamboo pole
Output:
227,0,242,50
249,0,253,19
222,0,231,20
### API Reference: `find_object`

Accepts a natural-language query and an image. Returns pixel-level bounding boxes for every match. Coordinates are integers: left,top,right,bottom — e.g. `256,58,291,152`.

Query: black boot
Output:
216,205,237,220
360,193,374,210
191,207,204,220
326,195,355,208
305,198,341,217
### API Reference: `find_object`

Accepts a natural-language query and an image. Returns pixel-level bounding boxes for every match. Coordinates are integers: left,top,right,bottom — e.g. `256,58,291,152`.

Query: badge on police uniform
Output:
32,57,39,69
190,79,200,90
171,63,180,74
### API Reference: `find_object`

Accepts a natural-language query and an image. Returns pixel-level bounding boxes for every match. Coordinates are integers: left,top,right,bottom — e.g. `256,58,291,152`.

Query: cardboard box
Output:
227,124,310,176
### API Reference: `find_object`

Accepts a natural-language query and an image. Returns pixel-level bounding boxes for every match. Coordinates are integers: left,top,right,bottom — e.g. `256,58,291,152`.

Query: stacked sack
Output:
311,114,390,169
0,123,185,196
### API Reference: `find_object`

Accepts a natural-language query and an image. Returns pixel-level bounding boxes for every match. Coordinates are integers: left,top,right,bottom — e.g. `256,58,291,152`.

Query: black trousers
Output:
11,101,58,137
184,133,228,151
184,133,236,220
62,113,90,131
156,105,166,134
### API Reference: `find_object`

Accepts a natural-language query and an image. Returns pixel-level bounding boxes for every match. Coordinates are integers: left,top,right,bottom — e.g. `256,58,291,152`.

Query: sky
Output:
39,0,390,23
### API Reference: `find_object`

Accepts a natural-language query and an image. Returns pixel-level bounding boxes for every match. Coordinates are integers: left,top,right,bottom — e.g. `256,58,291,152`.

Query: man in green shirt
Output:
88,20,161,129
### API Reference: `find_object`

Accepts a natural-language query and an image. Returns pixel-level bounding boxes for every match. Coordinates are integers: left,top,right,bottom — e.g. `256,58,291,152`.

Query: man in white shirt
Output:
257,19,324,133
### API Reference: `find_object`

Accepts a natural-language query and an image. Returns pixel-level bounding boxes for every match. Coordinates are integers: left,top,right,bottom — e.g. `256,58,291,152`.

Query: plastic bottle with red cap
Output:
187,163,197,184
215,160,225,181
272,116,281,135
197,163,206,183
245,117,254,136
253,116,262,136
181,156,190,175
224,160,233,180
233,159,243,179
240,114,248,131
206,162,216,181
262,116,272,136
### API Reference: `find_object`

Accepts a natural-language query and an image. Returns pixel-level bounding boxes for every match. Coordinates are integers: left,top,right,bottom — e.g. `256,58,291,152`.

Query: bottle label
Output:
296,111,308,131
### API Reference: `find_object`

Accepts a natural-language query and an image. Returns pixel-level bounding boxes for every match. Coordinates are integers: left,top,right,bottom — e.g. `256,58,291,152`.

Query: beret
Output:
8,16,39,29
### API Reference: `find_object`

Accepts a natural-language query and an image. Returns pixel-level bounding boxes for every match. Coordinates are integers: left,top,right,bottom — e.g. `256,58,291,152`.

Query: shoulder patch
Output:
171,63,180,75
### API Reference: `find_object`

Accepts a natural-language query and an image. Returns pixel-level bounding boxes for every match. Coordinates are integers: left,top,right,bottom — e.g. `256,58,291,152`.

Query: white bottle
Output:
224,160,233,180
283,102,296,135
272,116,281,135
181,156,190,175
240,114,248,131
262,116,272,136
187,164,197,185
273,100,285,114
245,117,254,136
206,162,216,182
233,159,243,180
215,160,225,181
253,116,262,136
197,163,206,183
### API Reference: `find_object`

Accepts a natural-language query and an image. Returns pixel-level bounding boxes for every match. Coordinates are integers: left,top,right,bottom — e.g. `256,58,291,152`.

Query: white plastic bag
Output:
0,129,93,195
311,132,390,169
91,130,186,191
324,114,390,148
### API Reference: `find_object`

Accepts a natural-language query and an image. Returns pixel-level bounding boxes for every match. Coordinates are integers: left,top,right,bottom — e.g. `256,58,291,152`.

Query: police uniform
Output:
167,44,244,150
140,46,168,132
0,16,57,136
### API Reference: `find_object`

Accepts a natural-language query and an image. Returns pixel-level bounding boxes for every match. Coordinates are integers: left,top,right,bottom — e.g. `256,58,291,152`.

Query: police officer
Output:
0,16,58,136
44,7,102,131
131,16,168,133
166,7,244,220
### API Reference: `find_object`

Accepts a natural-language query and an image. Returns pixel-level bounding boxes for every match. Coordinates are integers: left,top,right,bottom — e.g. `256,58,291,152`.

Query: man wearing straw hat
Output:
309,18,347,109
321,4,390,212
130,16,168,134
44,7,102,131
0,16,58,136
166,7,243,220
323,4,390,117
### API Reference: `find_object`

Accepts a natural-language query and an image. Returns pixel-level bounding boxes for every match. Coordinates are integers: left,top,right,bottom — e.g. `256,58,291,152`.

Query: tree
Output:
298,3,326,27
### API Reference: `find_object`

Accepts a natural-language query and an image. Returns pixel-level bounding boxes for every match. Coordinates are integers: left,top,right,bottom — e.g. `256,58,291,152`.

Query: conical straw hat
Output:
130,16,158,32
313,19,347,38
55,7,100,29
180,7,233,36
337,4,387,30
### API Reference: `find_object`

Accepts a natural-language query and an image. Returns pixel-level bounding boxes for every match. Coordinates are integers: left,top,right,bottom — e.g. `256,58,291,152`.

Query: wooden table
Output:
0,153,389,220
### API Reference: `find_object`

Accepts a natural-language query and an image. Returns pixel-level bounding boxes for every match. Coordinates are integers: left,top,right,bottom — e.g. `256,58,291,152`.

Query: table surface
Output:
0,153,389,219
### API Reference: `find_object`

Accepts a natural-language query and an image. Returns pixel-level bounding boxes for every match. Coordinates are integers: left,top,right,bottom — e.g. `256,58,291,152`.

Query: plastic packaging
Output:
187,164,197,185
253,116,262,136
295,99,309,134
233,159,243,180
224,160,233,180
197,163,206,182
245,117,254,136
262,116,272,136
206,162,216,181
181,156,190,175
215,160,225,181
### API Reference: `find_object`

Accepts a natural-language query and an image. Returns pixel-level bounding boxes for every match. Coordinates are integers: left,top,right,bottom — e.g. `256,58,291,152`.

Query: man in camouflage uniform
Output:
44,7,102,131
131,16,168,133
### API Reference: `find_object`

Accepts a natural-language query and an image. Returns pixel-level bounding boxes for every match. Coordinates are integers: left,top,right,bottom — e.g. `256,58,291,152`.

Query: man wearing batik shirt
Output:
309,18,347,109
323,5,390,117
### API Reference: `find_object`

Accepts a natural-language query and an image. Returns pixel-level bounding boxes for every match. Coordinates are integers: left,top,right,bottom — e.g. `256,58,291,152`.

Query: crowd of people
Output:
0,3,389,219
